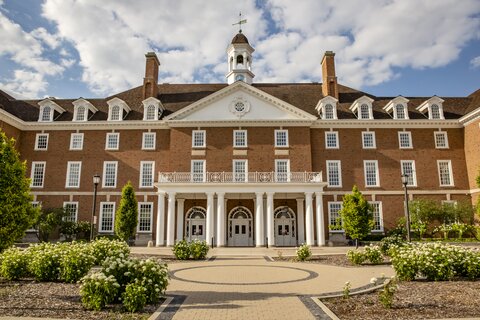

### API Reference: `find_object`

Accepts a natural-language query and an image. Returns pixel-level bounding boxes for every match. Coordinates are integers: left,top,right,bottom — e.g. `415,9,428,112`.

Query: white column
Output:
315,192,325,246
296,198,305,245
166,192,176,247
156,192,165,246
205,192,215,246
305,192,314,246
176,198,185,242
216,193,226,247
266,192,275,247
255,192,265,247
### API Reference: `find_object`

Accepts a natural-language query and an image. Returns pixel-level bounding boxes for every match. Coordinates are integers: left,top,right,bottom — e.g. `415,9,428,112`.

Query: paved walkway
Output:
164,252,394,320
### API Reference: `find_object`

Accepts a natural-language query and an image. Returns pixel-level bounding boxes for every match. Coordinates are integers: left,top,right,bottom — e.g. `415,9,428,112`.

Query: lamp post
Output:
90,174,101,241
401,174,412,242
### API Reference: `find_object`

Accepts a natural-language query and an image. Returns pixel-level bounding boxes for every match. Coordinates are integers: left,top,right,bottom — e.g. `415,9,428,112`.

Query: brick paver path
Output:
167,255,394,320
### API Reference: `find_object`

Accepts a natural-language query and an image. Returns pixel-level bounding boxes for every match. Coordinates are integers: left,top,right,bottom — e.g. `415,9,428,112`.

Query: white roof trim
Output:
416,96,444,112
315,95,338,112
72,98,98,113
164,81,318,121
383,96,409,113
38,98,66,113
142,96,164,111
349,95,374,112
107,97,131,112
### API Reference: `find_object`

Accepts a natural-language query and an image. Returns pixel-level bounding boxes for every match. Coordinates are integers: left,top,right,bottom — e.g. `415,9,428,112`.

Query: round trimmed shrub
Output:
28,243,62,281
90,238,130,265
172,240,190,260
80,272,120,311
0,247,30,280
122,282,147,312
59,242,95,283
296,244,312,261
190,240,209,260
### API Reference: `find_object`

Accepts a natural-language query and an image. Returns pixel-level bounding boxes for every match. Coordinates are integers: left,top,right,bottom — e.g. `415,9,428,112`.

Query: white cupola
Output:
226,32,255,85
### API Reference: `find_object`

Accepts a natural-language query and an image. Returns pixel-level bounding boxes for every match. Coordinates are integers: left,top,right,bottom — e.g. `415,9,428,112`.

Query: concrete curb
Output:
311,298,341,320
148,296,173,320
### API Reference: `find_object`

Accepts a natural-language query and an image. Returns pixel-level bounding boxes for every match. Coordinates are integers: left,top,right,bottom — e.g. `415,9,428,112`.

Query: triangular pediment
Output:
165,82,317,122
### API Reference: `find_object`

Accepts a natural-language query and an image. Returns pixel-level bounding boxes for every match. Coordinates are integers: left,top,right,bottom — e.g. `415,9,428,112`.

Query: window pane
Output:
401,161,415,186
106,133,119,150
76,106,86,121
438,161,452,186
324,104,334,119
371,203,382,231
104,162,117,187
142,133,156,150
362,132,375,148
275,160,289,182
435,132,448,148
327,161,341,187
234,130,247,147
431,104,441,119
141,162,154,187
365,161,378,186
399,132,412,148
360,104,370,119
70,133,84,150
100,203,115,232
31,163,45,187
329,202,343,227
233,160,247,182
275,130,288,147
67,162,81,187
138,203,152,232
41,106,51,121
395,104,405,119
146,105,156,120
36,134,48,150
326,132,338,148
193,131,205,147
111,106,121,120
192,161,205,182
63,203,78,222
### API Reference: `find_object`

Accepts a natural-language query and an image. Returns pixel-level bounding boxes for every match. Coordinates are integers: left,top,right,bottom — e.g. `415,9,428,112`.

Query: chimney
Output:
321,51,338,99
142,52,160,99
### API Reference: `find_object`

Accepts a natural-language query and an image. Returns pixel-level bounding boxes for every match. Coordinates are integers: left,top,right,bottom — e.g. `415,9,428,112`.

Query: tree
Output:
33,207,68,242
0,130,39,251
115,181,138,242
339,185,374,248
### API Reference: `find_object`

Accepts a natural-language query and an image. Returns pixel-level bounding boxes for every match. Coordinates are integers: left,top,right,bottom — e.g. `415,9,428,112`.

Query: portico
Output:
154,171,327,247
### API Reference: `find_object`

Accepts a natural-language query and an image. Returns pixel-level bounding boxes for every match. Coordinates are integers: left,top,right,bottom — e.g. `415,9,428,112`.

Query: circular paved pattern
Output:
170,264,319,285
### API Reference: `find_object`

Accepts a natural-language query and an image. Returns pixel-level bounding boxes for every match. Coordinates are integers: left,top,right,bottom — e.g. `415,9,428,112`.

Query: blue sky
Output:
0,0,479,99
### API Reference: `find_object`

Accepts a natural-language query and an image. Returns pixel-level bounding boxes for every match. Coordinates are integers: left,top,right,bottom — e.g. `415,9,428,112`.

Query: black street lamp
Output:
401,174,412,242
90,174,101,241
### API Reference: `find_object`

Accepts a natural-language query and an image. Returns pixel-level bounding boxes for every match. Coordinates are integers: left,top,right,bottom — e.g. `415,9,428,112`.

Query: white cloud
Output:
0,70,48,98
471,56,480,69
31,27,61,49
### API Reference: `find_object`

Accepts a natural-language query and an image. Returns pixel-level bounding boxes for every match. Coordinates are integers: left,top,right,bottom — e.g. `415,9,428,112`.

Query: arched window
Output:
430,104,441,119
395,104,406,119
236,55,244,65
146,105,156,120
110,105,121,121
76,105,86,121
360,104,370,119
41,106,52,121
324,104,335,119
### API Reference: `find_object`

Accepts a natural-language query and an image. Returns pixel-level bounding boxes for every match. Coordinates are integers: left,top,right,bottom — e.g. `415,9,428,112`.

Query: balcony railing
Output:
157,172,323,184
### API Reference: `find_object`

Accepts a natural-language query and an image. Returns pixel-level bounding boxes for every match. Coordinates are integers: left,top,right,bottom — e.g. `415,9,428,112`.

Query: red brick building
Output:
1,32,480,247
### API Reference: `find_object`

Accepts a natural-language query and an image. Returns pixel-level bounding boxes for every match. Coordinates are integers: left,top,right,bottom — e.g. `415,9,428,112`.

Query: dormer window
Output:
107,97,131,121
72,98,98,122
142,97,163,121
37,98,66,122
383,96,409,120
315,96,338,120
350,96,374,120
75,106,86,121
416,96,444,120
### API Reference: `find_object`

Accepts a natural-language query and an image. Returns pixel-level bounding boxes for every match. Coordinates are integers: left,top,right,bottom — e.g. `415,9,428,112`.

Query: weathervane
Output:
232,12,247,33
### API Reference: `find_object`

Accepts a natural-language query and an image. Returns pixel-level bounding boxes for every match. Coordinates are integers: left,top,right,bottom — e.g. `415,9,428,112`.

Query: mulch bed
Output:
322,280,480,320
274,254,390,267
0,280,163,320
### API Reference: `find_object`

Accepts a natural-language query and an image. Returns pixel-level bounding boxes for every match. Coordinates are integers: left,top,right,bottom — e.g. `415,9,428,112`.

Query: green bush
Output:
172,240,191,260
379,235,404,256
346,249,366,265
364,245,383,264
296,244,312,261
190,240,209,260
134,259,169,303
103,255,138,290
90,238,130,265
0,247,30,280
79,272,120,311
378,277,397,308
122,282,147,312
28,243,62,281
59,243,95,283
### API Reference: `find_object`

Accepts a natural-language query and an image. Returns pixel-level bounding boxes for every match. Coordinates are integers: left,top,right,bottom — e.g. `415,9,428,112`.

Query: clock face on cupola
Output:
235,74,245,82
226,13,255,85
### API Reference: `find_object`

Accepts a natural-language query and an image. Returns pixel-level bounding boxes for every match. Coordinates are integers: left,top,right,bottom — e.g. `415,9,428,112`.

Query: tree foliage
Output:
0,130,39,251
33,207,68,242
114,181,138,241
339,185,374,245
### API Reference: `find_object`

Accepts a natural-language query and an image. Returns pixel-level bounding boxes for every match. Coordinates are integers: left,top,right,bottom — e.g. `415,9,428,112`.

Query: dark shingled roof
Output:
231,33,249,44
0,83,479,122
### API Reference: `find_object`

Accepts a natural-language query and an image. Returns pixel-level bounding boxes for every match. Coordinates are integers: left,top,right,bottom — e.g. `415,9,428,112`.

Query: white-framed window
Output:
191,160,206,182
35,133,49,150
233,159,248,182
394,104,407,119
328,202,343,232
40,105,53,122
66,161,82,188
63,202,78,222
401,160,417,187
398,131,412,149
30,162,46,188
326,160,342,187
324,104,336,119
144,105,157,121
275,129,289,147
138,202,153,232
139,161,155,188
370,202,384,232
106,132,120,150
434,131,449,149
275,159,290,182
109,105,122,121
70,133,84,150
99,202,115,232
233,130,247,148
74,105,87,121
192,130,206,148
437,160,454,186
364,160,379,187
103,161,118,188
362,131,376,149
429,104,443,119
325,131,339,149
359,104,372,119
28,201,41,231
142,132,156,150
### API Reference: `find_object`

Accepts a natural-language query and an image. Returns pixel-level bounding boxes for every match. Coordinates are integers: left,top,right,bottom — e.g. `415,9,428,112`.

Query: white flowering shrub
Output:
90,238,130,265
347,245,383,265
390,242,480,281
0,247,30,280
134,258,169,303
121,281,147,312
102,255,138,288
296,244,312,261
59,242,95,283
346,249,366,265
28,243,62,281
79,272,120,310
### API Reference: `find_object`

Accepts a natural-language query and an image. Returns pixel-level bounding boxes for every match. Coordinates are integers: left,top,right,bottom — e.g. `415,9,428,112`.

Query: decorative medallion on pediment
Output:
229,97,251,118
